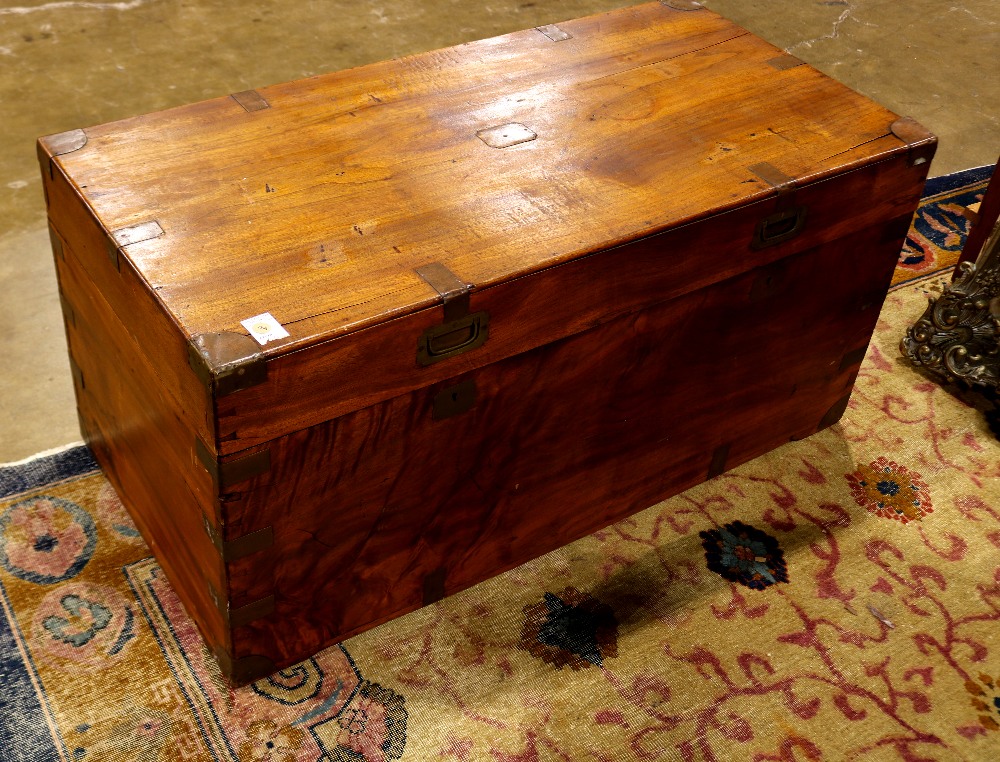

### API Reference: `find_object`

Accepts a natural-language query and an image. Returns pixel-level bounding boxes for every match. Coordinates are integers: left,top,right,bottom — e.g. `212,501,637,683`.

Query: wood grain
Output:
56,240,229,655
46,2,909,356
54,244,217,511
223,216,909,670
38,1,935,683
215,154,928,453
39,150,214,448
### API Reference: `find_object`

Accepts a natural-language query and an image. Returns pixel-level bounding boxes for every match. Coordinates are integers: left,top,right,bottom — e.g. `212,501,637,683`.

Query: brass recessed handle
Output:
417,311,490,366
752,206,807,248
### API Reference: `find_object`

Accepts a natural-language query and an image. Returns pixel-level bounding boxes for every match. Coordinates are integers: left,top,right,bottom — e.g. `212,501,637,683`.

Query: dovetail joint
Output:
58,290,76,327
68,355,85,390
196,438,271,491
206,582,275,628
203,516,275,562
48,224,64,260
107,220,164,272
230,595,276,629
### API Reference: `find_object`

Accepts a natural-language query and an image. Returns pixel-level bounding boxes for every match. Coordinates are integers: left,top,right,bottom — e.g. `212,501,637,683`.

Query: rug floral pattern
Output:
1,170,998,761
892,165,993,284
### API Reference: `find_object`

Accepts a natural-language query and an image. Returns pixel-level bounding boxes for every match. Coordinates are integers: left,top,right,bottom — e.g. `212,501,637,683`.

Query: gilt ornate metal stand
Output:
901,217,1000,390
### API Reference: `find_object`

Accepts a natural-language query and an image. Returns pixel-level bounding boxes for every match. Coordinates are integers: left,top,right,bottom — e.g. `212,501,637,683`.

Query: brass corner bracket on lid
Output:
536,24,572,42
890,116,937,167
39,129,88,178
188,331,267,397
231,90,270,112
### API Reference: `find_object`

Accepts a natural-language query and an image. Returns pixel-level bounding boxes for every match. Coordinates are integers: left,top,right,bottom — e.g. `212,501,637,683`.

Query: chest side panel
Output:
46,232,229,656
38,146,214,447
219,212,909,672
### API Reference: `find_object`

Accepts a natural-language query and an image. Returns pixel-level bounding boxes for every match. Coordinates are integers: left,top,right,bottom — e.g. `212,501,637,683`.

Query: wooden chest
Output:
39,1,935,684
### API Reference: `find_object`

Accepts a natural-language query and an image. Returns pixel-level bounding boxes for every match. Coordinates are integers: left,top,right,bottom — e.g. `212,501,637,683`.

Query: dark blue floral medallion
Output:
700,520,789,590
518,587,619,670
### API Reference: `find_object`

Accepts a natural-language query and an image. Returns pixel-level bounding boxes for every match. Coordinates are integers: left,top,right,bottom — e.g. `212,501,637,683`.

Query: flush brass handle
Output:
417,311,490,366
752,206,807,248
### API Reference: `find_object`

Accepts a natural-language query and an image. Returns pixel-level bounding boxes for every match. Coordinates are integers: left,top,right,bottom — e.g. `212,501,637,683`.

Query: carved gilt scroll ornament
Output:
901,220,1000,390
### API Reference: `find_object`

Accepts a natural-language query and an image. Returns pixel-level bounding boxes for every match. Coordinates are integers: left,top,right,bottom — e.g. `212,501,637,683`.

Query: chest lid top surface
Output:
46,2,913,354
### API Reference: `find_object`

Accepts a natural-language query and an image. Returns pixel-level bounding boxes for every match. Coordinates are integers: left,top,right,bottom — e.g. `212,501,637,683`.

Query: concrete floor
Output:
1,0,998,463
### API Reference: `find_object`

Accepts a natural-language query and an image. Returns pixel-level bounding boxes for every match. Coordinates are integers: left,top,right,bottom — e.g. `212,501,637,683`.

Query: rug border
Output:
923,164,994,198
891,265,956,291
0,577,72,762
0,445,99,501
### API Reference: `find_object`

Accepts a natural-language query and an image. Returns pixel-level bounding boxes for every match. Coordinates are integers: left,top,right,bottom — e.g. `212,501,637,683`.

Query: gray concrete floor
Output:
1,0,998,462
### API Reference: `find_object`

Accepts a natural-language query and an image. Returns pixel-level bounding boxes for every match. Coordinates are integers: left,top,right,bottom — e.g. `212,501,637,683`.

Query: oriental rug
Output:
1,166,997,762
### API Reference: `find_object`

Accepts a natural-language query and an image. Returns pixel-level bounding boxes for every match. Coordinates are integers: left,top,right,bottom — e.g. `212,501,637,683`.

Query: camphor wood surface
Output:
51,231,229,656
48,3,908,358
225,215,912,667
39,1,935,682
47,0,932,455
216,156,922,453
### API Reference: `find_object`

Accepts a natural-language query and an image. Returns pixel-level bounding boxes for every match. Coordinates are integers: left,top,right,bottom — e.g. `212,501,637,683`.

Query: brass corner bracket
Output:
188,331,267,397
890,116,937,168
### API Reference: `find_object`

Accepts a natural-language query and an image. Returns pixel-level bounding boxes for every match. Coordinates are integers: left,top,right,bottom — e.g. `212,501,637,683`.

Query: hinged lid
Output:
42,2,919,360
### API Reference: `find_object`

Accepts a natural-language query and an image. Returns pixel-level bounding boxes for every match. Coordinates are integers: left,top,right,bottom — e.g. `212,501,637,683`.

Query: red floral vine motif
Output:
753,735,823,761
866,537,1000,742
382,445,991,761
593,484,996,761
846,370,981,480
599,669,686,759
654,591,947,761
590,554,949,761
391,617,508,731
866,539,999,677
710,585,770,621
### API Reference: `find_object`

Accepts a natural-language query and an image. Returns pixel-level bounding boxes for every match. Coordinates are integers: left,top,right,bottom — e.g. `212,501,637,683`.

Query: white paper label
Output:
240,312,290,346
